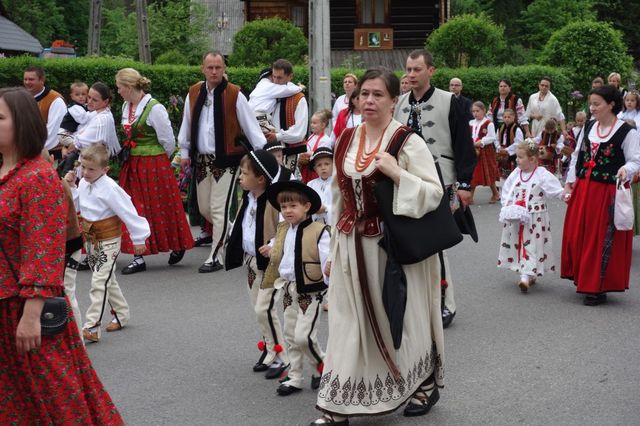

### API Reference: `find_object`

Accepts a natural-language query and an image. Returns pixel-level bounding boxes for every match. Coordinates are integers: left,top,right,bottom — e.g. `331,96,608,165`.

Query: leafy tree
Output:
592,0,640,60
155,49,190,65
100,7,137,58
518,0,595,50
426,13,506,68
147,0,212,64
450,0,487,16
539,21,633,92
59,0,90,55
4,0,65,46
483,0,531,41
228,18,308,67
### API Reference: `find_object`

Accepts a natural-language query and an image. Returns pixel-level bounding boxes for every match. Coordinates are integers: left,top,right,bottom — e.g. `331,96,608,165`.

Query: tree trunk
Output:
136,0,152,64
87,0,102,55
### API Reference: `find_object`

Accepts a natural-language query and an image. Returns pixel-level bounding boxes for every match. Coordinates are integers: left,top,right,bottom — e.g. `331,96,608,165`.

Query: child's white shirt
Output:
501,166,564,209
533,133,565,153
501,127,524,156
278,222,330,284
248,78,302,114
469,118,497,147
308,176,333,225
241,192,259,256
72,175,150,245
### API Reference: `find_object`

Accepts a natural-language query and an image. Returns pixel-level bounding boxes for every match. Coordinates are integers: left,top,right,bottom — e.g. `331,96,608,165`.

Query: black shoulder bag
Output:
0,241,69,336
374,131,463,265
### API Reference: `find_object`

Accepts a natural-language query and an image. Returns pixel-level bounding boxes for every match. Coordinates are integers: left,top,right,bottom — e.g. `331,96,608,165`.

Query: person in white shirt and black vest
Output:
178,51,266,273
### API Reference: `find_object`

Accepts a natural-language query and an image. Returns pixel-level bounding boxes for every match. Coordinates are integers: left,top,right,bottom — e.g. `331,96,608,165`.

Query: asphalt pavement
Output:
77,186,640,426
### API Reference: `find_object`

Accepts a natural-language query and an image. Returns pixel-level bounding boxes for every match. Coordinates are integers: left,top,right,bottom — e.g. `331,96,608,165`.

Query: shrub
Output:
228,18,308,67
429,65,573,109
426,13,506,68
539,21,633,93
155,50,190,65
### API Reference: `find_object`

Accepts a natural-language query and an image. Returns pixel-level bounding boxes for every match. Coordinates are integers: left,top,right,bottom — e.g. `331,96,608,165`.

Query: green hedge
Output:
0,58,575,128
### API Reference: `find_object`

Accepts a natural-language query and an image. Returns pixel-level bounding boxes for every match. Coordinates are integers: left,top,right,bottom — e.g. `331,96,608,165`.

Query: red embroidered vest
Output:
334,125,411,237
470,119,491,142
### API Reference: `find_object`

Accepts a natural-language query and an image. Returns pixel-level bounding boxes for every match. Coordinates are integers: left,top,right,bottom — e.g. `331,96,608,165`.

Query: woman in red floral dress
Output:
116,68,194,275
0,87,123,425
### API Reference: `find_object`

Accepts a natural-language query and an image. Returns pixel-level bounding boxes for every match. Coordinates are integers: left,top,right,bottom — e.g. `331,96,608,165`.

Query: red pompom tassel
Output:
316,362,324,374
257,341,266,351
440,279,448,289
273,344,283,353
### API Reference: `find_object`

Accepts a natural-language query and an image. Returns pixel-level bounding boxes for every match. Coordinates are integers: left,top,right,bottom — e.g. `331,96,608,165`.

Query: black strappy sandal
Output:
308,413,349,425
404,386,440,417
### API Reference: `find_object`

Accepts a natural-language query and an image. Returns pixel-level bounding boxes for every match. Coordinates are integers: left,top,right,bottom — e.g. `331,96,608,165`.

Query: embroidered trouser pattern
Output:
196,156,237,265
246,256,289,366
281,279,325,388
83,237,130,329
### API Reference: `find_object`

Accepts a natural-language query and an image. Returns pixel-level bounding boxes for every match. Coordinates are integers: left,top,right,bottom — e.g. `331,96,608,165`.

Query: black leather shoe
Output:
77,258,90,271
168,250,185,265
198,260,223,273
311,375,321,390
253,350,269,372
583,294,607,306
194,235,213,247
403,387,440,417
277,383,302,396
442,306,456,329
265,363,288,380
121,261,146,275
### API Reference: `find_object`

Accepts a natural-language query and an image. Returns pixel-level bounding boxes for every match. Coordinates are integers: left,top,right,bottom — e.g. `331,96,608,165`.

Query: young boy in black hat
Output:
225,149,289,379
306,147,333,225
264,141,292,181
261,180,330,396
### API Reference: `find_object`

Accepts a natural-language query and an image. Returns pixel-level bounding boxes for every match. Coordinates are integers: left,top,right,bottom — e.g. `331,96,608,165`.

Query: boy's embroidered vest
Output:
539,130,560,148
490,93,518,128
278,92,306,155
123,99,167,156
188,80,245,167
575,121,631,184
498,123,520,148
224,191,279,272
262,218,330,293
35,87,63,123
334,125,412,237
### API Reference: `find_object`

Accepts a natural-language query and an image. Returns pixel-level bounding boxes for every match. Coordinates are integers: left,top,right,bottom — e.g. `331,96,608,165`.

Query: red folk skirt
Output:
561,177,633,294
0,296,124,425
119,154,194,255
471,145,499,187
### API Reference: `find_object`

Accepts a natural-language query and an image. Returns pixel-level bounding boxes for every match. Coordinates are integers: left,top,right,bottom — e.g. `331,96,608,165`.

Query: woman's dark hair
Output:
348,87,360,111
358,67,400,99
590,84,624,114
499,79,512,87
91,82,113,103
0,87,47,160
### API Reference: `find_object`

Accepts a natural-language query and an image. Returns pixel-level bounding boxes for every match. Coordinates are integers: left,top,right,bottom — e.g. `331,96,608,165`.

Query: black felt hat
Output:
453,205,478,243
256,67,272,85
248,149,279,183
266,180,322,215
309,146,334,169
264,141,285,153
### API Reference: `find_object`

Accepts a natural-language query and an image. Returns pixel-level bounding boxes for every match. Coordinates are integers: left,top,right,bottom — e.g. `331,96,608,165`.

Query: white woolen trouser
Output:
83,237,130,329
279,279,325,388
441,251,456,313
246,256,289,366
64,249,83,331
196,163,237,265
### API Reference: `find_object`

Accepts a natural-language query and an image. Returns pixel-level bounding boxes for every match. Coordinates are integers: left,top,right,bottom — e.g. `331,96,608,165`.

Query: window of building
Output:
359,0,388,25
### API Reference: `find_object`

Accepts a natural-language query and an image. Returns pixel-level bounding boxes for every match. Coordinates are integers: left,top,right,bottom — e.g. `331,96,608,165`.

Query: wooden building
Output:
240,0,448,69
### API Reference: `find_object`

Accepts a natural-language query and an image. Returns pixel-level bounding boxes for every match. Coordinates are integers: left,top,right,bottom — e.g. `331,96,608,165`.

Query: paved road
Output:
77,187,640,426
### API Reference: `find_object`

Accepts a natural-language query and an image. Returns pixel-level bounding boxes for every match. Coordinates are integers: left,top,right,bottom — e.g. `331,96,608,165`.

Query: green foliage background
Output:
228,18,308,67
540,21,633,93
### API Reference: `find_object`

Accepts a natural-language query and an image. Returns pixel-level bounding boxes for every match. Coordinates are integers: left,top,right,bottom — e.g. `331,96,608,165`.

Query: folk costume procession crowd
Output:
1,47,639,425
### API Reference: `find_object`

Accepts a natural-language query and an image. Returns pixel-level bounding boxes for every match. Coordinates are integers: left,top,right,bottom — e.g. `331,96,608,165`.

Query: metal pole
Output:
88,0,102,55
136,0,152,64
308,0,331,115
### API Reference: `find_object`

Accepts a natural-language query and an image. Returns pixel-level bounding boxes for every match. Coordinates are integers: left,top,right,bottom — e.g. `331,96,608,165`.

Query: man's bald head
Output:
449,78,463,96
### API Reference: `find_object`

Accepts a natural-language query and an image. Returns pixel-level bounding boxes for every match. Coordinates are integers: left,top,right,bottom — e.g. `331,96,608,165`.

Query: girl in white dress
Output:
498,140,566,292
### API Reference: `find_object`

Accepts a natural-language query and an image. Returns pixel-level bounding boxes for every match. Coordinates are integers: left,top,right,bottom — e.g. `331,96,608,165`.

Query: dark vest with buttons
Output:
575,120,631,184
